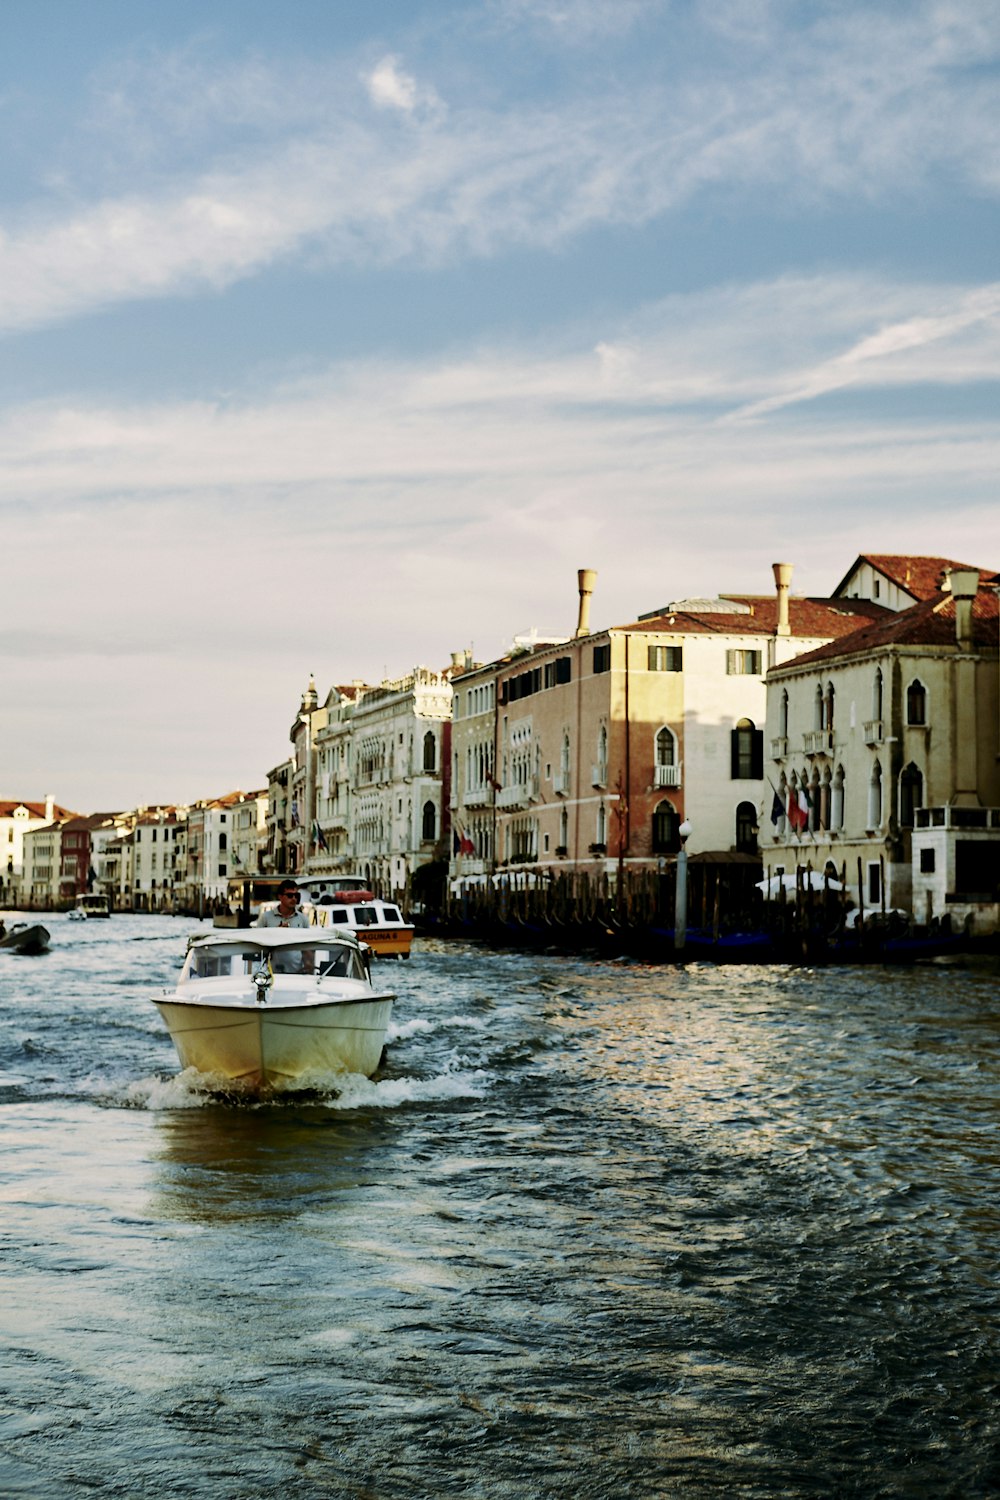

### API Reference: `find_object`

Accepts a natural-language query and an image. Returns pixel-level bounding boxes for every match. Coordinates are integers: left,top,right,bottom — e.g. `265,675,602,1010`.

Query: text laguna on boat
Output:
151,929,395,1092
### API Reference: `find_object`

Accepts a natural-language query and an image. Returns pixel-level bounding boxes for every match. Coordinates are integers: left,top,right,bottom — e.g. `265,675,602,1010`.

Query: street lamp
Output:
674,819,692,955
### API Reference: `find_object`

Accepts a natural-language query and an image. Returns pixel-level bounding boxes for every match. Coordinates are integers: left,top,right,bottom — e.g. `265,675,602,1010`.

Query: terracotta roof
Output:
831,554,992,602
0,800,76,820
772,588,1000,672
621,596,889,639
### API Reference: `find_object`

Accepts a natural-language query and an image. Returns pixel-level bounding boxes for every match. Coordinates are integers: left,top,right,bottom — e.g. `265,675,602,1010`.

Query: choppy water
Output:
1,913,998,1499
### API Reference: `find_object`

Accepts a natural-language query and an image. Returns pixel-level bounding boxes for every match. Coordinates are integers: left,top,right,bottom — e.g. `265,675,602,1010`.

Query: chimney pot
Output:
772,562,793,636
576,568,597,637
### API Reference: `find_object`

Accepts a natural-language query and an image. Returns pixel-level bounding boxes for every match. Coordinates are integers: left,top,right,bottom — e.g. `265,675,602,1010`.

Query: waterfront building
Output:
313,684,368,872
131,808,183,911
230,790,268,880
764,561,1000,931
171,793,246,911
343,667,453,898
0,796,74,904
265,757,296,876
58,813,127,904
21,821,64,907
450,567,884,881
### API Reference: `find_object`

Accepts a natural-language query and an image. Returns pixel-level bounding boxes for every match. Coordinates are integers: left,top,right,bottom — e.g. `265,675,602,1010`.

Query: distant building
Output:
131,808,183,911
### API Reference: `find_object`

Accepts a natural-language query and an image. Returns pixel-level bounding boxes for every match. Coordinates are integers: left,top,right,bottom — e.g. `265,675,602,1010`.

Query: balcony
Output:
864,719,884,745
462,784,493,809
497,780,537,811
591,763,608,788
654,763,681,789
770,736,788,760
803,729,834,755
552,772,570,797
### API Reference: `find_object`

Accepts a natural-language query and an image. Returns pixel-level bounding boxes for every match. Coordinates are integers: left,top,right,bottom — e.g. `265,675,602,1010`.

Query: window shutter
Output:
751,729,764,780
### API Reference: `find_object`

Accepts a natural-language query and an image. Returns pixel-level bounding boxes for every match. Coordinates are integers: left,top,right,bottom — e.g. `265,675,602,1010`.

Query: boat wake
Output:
120,1062,490,1111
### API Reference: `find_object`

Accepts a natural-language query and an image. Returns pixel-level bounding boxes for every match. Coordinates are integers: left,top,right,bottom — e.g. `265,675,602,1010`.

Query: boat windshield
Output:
185,943,365,981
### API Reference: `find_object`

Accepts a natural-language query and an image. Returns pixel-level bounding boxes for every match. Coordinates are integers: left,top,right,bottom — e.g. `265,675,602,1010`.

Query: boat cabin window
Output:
353,906,378,926
381,906,401,922
186,947,246,979
329,909,349,923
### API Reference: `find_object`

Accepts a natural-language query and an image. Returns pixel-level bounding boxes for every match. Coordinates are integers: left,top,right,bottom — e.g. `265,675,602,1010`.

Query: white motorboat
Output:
68,894,111,919
151,929,395,1092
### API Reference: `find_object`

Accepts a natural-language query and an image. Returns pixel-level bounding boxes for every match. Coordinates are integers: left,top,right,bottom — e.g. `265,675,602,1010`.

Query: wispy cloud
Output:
1,3,997,336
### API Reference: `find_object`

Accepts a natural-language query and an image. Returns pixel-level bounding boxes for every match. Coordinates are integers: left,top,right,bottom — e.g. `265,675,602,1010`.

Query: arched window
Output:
596,803,607,847
731,718,762,779
872,668,883,723
824,683,835,732
820,767,832,831
421,801,436,841
423,731,436,772
906,680,927,726
810,769,822,832
735,801,757,854
814,684,824,730
779,689,789,740
559,807,569,851
561,732,571,777
597,724,607,766
899,763,923,828
655,727,677,766
832,765,845,831
652,799,680,854
218,832,227,852
868,760,883,830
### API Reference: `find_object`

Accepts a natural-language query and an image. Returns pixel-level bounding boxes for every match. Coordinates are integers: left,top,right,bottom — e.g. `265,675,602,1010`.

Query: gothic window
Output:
824,683,835,731
655,727,677,766
832,765,845,831
423,731,436,772
868,760,883,830
421,801,436,841
652,799,680,854
779,689,789,739
906,680,927,726
899,763,923,828
872,668,883,723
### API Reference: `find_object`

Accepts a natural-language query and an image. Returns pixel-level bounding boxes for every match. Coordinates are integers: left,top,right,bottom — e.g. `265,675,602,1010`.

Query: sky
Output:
3,0,999,812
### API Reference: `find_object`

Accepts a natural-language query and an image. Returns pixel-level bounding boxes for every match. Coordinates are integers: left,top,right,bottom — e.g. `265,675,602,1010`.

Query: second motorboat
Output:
151,928,395,1092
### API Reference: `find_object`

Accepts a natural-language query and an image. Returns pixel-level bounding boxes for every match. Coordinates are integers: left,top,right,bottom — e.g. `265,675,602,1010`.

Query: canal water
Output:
1,913,998,1499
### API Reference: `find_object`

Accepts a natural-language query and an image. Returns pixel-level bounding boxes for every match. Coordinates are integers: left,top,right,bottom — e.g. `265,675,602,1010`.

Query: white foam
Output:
116,1063,490,1111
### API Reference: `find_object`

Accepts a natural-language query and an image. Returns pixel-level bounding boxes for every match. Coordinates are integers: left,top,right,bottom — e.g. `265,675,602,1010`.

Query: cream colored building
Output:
346,667,453,896
1,796,73,903
21,821,63,906
764,561,1000,931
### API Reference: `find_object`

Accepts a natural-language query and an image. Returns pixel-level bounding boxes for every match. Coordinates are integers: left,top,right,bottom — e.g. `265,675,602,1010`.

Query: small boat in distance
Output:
151,929,395,1092
0,922,51,955
69,894,111,919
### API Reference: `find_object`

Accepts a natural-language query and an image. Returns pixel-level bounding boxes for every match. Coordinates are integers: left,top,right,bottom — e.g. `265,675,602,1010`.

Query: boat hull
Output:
0,924,50,955
153,994,393,1089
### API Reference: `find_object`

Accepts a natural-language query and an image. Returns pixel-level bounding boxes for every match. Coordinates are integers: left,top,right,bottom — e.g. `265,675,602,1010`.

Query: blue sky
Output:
3,0,999,811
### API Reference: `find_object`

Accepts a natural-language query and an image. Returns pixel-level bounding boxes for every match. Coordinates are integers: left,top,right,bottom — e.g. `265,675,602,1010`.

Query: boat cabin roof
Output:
187,929,364,953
